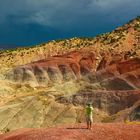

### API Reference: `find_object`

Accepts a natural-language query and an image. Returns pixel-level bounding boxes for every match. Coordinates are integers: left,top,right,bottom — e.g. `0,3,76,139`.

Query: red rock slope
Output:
0,123,140,140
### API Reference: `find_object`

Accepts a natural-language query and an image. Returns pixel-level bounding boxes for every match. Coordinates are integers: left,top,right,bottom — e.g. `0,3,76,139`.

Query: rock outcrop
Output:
57,90,140,115
6,50,96,86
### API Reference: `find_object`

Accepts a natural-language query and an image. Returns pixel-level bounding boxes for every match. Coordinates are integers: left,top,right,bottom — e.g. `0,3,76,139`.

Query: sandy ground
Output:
0,123,140,140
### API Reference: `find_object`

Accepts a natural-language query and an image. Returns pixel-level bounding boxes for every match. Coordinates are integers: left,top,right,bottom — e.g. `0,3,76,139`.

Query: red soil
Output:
0,123,140,140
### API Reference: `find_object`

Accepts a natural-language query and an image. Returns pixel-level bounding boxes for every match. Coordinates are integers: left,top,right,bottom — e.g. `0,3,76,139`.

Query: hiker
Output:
85,103,93,129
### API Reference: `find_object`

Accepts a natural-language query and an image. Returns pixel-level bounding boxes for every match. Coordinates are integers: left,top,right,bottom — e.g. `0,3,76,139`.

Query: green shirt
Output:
86,106,93,116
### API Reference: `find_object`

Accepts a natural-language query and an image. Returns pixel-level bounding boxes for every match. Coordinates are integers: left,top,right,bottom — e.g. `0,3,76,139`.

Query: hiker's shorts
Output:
86,115,93,123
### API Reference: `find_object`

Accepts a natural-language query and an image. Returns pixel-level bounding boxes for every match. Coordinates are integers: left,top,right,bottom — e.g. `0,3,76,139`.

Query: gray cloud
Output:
0,0,140,46
0,0,139,28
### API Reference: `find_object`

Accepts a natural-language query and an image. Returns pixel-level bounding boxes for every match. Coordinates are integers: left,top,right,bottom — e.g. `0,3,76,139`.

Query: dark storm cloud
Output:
0,0,140,46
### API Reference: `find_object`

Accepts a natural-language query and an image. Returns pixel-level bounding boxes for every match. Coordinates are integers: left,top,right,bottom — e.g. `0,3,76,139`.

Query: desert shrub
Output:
4,128,10,133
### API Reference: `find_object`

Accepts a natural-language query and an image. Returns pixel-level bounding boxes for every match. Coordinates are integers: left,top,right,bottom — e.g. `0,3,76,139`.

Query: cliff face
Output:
0,17,140,132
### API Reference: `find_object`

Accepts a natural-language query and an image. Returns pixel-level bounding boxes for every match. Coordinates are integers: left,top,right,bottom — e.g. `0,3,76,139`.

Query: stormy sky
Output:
0,0,140,48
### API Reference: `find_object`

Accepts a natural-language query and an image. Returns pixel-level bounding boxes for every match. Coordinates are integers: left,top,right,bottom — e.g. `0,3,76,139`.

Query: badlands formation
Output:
0,17,140,138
